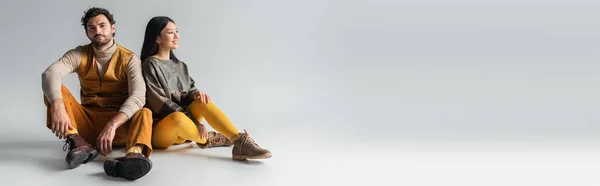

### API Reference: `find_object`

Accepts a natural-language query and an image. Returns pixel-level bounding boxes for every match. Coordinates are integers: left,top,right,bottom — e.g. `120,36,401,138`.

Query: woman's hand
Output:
197,123,208,140
193,91,211,104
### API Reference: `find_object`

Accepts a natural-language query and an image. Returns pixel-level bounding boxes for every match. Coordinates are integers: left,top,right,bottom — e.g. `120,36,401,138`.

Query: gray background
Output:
1,0,600,185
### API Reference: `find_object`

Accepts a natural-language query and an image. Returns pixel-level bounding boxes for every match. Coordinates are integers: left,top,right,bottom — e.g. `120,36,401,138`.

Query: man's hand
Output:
96,112,128,156
50,99,74,139
97,123,117,156
193,91,211,104
197,123,208,140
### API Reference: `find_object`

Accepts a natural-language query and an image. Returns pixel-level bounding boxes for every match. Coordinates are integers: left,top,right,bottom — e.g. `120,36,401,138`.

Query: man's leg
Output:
125,108,153,157
103,108,153,181
44,84,99,168
187,100,272,160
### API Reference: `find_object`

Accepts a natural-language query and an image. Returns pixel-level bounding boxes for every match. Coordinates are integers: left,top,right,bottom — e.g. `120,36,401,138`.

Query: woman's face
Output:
157,21,179,50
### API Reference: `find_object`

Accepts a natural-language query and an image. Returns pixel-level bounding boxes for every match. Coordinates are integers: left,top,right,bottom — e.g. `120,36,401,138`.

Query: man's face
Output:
85,14,115,47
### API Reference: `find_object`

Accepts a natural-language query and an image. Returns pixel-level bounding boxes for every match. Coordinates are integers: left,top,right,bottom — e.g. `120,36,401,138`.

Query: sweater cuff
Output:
119,106,135,119
45,90,63,103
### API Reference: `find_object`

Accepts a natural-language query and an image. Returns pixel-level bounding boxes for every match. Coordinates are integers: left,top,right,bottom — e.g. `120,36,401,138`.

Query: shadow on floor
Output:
152,143,266,165
0,139,139,182
88,172,131,182
0,140,70,171
0,138,267,177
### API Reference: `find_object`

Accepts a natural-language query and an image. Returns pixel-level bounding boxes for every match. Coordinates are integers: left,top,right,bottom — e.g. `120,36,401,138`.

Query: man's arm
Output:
41,47,82,102
97,55,147,155
41,47,82,139
119,55,147,119
105,55,147,129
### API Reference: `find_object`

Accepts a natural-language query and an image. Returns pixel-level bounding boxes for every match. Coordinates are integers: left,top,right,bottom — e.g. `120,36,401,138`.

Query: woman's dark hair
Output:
140,16,179,63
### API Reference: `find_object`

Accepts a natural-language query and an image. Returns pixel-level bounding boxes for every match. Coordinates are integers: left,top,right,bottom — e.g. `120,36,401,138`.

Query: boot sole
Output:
233,152,272,161
198,143,233,149
66,149,99,169
104,158,152,181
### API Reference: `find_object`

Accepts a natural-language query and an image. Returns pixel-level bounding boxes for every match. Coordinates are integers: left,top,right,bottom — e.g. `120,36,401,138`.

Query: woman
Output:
139,16,272,161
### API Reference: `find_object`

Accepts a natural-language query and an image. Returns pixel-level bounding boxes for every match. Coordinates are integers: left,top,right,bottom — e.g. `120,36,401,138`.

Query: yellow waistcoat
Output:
77,44,134,110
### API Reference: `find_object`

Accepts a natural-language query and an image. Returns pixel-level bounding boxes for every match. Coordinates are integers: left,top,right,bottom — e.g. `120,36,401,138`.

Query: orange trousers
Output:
44,85,153,157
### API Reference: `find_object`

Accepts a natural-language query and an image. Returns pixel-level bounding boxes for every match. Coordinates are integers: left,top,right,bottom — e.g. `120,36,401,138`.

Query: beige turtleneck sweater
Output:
41,41,145,119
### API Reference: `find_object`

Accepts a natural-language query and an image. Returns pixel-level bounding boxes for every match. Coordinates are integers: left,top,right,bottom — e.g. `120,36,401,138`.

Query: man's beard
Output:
90,34,112,47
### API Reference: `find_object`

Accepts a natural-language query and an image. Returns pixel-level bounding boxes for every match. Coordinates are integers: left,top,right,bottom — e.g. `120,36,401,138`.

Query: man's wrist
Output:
51,99,65,110
107,112,129,129
105,121,119,130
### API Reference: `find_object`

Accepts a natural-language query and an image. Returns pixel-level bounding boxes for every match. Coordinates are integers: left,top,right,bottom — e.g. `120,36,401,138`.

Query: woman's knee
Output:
168,112,189,124
151,142,170,149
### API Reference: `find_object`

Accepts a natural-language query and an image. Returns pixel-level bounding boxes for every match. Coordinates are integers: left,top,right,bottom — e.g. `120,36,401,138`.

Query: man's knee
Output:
138,108,152,114
133,108,152,118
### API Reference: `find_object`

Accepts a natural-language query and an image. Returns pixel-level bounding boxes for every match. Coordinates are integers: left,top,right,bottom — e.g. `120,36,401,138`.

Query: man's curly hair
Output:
80,7,116,36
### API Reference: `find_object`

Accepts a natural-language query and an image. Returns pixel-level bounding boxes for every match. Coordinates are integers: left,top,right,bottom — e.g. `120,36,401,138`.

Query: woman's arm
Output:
180,62,200,106
142,61,185,118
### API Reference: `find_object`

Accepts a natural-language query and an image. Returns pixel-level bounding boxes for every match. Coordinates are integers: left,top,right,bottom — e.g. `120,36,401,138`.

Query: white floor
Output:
1,128,600,186
3,0,600,185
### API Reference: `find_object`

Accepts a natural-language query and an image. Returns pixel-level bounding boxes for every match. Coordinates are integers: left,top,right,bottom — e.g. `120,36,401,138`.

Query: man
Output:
41,7,152,181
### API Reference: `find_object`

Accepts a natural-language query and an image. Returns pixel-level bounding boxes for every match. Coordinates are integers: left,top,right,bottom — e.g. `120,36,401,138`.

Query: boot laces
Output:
241,129,259,147
62,138,74,151
62,140,69,151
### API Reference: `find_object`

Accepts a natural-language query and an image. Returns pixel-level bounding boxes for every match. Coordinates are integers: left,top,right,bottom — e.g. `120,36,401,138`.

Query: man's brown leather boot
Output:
103,153,152,181
64,134,99,169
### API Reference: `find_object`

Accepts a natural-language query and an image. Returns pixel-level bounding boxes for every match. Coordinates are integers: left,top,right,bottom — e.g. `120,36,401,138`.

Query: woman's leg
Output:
187,99,271,160
151,112,207,149
187,100,239,139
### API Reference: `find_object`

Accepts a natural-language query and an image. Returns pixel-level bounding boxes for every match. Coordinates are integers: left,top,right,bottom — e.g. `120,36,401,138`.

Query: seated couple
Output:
41,7,271,181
